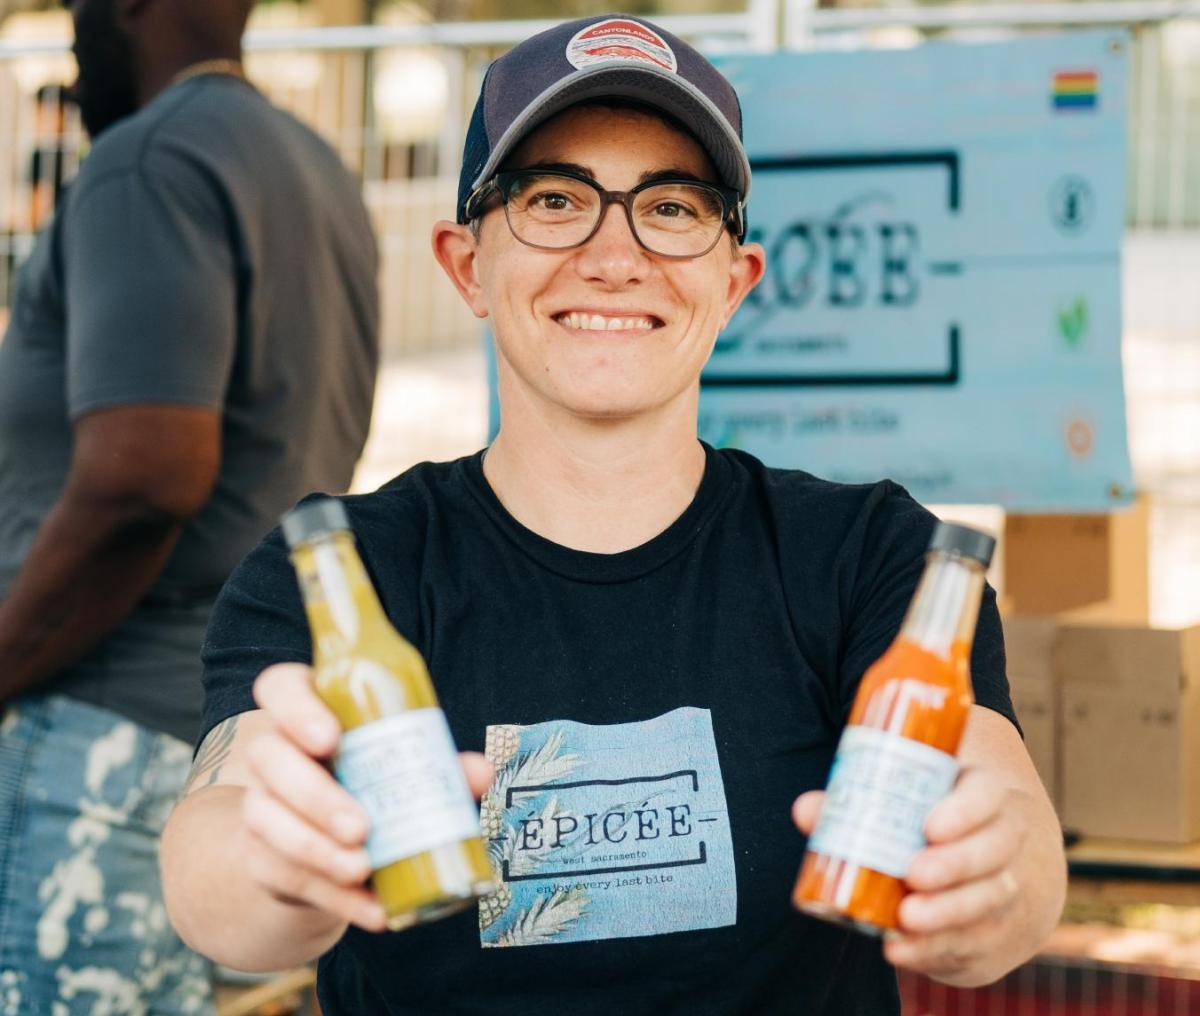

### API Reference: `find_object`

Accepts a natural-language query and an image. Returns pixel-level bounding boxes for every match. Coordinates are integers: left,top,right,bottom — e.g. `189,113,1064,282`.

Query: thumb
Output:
460,751,495,799
792,790,825,834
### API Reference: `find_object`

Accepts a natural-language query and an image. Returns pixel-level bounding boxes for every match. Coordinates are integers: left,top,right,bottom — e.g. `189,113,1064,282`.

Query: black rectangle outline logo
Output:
703,150,961,388
703,326,959,388
751,150,960,211
502,770,706,882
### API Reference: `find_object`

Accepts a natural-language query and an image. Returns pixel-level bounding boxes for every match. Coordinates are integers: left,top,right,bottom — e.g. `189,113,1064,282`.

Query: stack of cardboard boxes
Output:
1002,498,1200,844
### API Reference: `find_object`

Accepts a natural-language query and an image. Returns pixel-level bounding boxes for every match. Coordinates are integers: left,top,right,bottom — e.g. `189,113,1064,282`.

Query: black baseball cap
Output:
456,15,752,238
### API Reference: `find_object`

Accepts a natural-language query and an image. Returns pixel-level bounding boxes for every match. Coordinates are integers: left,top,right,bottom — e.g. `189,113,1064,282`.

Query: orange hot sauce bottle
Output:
793,521,996,934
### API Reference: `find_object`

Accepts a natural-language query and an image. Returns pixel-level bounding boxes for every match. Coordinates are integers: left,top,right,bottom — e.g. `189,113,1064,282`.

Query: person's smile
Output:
550,308,665,334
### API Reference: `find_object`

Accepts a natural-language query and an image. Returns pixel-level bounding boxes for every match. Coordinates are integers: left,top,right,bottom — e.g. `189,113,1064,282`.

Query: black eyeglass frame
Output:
464,168,747,258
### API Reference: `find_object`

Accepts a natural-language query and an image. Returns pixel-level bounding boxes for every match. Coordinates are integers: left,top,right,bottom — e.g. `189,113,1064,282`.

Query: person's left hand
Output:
793,764,1037,986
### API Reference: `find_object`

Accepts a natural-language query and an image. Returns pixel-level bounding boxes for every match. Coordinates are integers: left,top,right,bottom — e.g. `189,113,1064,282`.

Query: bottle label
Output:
335,708,481,869
806,725,958,879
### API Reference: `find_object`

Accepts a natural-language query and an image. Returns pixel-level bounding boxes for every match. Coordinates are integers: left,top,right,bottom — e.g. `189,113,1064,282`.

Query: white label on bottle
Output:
335,709,481,869
806,725,958,879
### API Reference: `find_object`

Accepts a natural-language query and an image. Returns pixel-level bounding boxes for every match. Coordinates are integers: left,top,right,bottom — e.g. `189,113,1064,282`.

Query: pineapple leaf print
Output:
477,880,512,932
505,731,583,791
493,889,590,948
481,730,583,867
479,795,578,931
484,724,522,769
478,729,585,932
480,795,508,870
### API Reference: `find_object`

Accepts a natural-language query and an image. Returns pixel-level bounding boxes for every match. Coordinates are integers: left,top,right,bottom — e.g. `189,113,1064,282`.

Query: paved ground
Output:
351,348,488,494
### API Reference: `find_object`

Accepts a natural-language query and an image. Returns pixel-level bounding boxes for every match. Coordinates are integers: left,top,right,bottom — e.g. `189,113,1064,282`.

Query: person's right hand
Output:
242,662,494,933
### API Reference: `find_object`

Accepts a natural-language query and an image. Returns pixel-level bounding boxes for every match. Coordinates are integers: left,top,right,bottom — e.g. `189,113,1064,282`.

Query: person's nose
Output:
572,200,651,288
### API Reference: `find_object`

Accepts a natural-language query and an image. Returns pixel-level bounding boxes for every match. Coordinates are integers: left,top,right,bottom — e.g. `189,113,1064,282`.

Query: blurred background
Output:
1,1,1199,1011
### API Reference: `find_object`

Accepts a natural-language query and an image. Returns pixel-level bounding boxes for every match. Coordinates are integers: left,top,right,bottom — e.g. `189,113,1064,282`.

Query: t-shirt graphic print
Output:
478,707,736,948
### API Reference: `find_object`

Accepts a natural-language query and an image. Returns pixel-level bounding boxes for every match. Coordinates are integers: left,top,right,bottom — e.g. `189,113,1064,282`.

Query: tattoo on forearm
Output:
182,715,239,797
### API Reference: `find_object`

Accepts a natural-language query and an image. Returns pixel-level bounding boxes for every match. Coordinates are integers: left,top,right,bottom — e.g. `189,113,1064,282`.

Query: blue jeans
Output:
0,693,213,1015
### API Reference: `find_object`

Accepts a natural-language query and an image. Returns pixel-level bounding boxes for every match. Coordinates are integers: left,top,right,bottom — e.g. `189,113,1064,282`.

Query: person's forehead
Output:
509,104,715,179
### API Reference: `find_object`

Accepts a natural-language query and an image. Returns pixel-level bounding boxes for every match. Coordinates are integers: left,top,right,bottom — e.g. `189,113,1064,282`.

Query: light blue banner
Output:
700,31,1132,509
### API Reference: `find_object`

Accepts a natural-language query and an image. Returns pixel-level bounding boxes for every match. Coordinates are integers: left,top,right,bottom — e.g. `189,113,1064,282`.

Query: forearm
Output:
1017,795,1068,943
0,489,185,700
161,786,349,971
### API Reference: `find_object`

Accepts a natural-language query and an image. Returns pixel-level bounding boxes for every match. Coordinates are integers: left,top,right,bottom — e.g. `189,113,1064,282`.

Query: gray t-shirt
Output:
0,74,379,742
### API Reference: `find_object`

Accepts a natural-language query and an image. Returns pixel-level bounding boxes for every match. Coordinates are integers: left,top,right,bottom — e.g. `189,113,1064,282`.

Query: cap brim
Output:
471,62,752,205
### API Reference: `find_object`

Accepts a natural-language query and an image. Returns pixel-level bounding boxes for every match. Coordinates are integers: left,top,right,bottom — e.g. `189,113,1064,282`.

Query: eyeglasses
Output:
464,169,744,260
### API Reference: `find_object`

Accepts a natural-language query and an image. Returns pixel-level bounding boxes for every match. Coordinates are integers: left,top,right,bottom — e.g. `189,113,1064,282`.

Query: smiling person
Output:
161,14,1064,1014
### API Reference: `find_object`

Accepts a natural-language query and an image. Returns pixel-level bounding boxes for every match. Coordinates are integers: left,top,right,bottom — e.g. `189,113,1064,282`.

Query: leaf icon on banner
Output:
1057,297,1089,348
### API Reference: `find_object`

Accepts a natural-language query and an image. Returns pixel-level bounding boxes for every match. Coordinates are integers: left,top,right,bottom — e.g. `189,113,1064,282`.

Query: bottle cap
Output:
281,497,350,548
928,521,996,567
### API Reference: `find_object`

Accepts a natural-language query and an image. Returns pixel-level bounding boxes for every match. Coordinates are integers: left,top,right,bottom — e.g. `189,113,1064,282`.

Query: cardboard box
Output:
1003,497,1148,621
1056,623,1200,843
1003,616,1060,810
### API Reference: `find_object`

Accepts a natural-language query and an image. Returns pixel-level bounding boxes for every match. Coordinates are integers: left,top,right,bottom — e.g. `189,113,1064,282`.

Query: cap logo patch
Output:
566,18,678,74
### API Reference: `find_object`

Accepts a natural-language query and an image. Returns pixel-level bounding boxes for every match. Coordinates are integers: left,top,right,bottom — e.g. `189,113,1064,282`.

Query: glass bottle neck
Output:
291,532,388,653
900,551,987,659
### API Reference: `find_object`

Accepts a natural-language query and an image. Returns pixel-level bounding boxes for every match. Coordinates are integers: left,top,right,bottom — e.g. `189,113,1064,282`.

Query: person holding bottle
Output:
161,14,1065,1013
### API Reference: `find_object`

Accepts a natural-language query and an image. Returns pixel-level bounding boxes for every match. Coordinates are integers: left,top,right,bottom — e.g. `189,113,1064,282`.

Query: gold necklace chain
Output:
169,58,247,90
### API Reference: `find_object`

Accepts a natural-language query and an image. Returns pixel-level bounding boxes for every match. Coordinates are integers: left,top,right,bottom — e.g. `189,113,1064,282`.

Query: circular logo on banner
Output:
1065,416,1095,459
566,19,678,73
1049,175,1095,234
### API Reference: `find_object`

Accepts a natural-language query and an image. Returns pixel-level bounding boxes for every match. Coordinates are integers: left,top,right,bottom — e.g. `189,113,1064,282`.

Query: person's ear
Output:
721,240,766,329
431,221,488,319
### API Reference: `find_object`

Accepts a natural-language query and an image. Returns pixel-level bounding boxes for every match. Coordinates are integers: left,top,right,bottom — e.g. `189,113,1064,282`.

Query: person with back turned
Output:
162,14,1063,1013
0,0,378,1011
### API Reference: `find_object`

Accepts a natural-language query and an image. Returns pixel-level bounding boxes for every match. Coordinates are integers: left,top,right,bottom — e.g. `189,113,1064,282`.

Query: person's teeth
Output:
555,313,656,330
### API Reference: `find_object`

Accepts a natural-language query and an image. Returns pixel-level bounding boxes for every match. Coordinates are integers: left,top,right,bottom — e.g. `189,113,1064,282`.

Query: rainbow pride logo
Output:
1053,69,1099,111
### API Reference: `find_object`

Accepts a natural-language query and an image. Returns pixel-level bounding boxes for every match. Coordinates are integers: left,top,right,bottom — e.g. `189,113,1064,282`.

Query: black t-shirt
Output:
201,445,1015,1015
